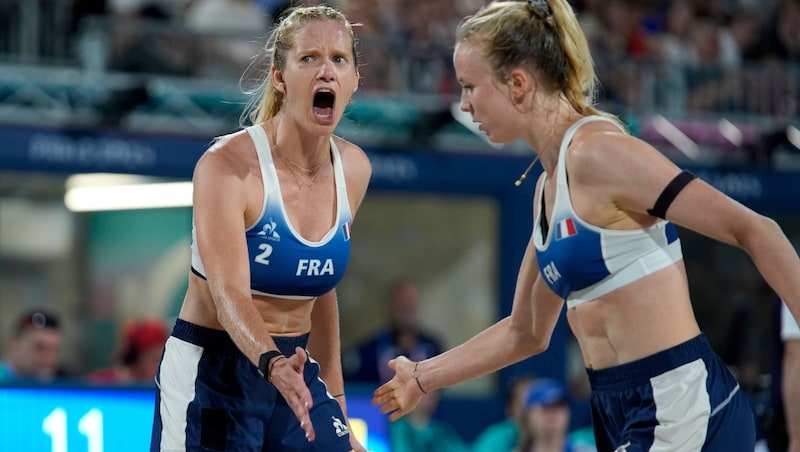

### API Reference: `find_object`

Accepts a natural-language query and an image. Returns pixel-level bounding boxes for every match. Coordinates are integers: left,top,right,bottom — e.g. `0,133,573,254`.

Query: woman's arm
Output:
666,181,800,323
193,140,317,440
373,233,564,420
193,141,279,364
573,129,800,331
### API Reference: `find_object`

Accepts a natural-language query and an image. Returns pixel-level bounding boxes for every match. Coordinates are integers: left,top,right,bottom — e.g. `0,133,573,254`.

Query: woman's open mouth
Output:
313,89,335,122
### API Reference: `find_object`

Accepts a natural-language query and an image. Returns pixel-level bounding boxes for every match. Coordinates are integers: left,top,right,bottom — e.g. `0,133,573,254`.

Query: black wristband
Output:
258,350,284,380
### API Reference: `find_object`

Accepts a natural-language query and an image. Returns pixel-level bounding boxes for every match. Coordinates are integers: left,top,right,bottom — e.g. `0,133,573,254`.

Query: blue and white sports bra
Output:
191,125,353,300
533,116,683,309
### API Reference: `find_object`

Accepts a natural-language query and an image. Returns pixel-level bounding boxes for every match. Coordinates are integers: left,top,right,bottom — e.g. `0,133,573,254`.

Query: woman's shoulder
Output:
194,128,256,179
563,119,663,197
333,135,372,210
333,134,367,158
207,128,254,155
568,120,650,168
333,135,372,174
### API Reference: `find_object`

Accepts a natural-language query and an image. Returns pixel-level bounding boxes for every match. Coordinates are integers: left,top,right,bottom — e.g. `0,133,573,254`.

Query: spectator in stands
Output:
763,0,800,62
86,317,169,385
150,5,370,451
184,0,270,79
727,5,767,62
396,0,459,95
517,378,593,452
782,300,800,452
652,0,697,66
685,8,796,116
344,279,442,384
689,12,740,69
255,0,289,19
98,1,193,124
258,0,325,24
676,11,740,112
373,1,800,450
0,310,65,382
69,0,109,62
471,375,536,452
339,0,403,91
107,2,192,76
582,0,652,109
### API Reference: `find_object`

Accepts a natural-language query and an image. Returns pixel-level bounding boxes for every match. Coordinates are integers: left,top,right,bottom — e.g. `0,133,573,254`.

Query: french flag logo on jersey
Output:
342,221,351,241
555,217,577,240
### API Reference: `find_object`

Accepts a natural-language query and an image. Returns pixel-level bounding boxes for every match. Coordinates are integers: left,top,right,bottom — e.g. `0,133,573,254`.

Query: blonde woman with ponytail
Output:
151,6,370,451
374,1,800,450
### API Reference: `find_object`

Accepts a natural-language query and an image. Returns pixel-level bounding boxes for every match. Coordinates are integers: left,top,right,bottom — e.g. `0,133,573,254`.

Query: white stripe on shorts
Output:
782,300,800,340
649,358,710,451
157,336,203,452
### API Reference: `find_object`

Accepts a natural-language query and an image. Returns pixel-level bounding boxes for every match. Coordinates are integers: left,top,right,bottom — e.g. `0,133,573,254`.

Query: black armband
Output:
258,350,284,381
647,170,697,219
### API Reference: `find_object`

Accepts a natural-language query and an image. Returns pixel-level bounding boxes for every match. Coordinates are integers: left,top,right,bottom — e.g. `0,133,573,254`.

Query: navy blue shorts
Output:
150,319,351,451
587,334,755,451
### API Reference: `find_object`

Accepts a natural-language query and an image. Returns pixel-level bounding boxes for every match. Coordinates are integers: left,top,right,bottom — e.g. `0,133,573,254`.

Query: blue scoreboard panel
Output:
0,384,389,452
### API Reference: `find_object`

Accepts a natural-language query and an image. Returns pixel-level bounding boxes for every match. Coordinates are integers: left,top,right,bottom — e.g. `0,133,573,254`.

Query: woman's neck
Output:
531,100,583,176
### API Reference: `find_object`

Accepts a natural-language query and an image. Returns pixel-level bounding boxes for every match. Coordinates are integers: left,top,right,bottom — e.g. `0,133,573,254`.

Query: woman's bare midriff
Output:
566,264,701,370
178,274,315,336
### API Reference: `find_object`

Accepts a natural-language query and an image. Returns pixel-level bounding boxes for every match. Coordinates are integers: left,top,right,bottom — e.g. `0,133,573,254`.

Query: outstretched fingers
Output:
372,356,422,421
373,382,414,421
279,347,316,441
372,383,396,413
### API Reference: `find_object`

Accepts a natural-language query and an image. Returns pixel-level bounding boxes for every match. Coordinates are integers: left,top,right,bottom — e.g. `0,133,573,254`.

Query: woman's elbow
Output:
737,214,782,249
511,328,549,357
528,334,550,355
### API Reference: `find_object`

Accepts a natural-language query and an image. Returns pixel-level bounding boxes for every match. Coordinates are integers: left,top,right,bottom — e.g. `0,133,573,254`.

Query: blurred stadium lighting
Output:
64,173,192,211
788,125,800,150
651,114,700,160
717,119,743,147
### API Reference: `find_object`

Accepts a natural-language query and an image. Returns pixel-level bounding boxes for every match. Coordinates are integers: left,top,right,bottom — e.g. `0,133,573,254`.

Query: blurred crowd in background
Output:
0,0,797,114
0,0,799,450
0,0,797,166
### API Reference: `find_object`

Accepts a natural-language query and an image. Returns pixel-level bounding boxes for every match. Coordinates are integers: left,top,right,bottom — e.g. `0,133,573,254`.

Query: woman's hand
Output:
271,346,315,441
371,356,424,421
